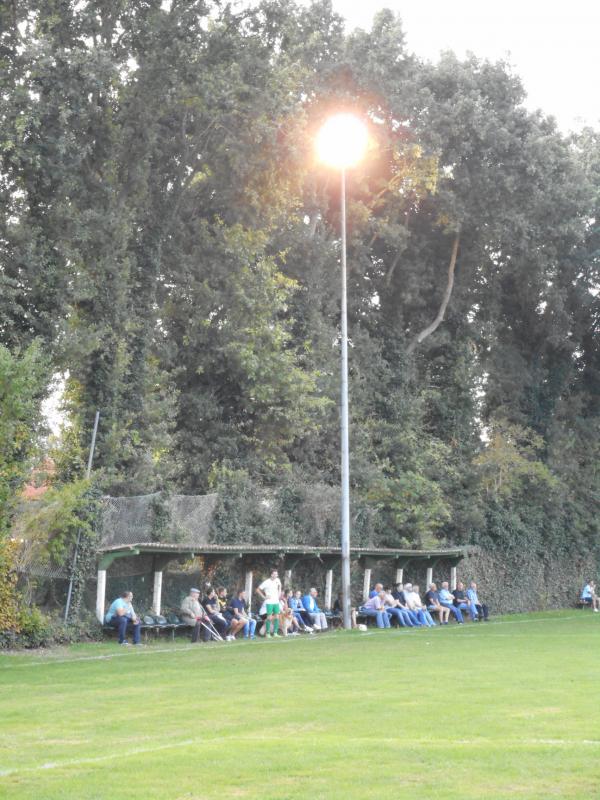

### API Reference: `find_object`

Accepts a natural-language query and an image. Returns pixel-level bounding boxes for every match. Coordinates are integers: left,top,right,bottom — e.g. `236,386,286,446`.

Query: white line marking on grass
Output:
0,615,584,670
488,615,581,626
0,739,196,777
0,632,335,669
453,738,600,746
0,645,197,667
2,734,599,778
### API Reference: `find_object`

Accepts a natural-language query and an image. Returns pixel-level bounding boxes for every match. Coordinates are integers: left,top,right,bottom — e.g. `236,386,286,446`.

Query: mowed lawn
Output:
1,611,599,800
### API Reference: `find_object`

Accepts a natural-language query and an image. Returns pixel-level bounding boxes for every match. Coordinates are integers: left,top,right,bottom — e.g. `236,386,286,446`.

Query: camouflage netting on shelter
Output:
100,492,218,548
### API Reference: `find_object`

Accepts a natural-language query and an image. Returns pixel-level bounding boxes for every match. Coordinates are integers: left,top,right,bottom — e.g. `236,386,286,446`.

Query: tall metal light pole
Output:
317,114,368,630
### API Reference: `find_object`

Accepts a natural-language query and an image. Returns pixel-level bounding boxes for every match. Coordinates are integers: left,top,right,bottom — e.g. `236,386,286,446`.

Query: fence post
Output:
152,571,163,616
96,569,107,623
450,565,457,591
362,568,372,602
245,570,253,613
325,569,333,611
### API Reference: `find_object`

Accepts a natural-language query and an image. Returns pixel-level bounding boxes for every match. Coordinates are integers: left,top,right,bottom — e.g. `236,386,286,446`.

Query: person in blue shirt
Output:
580,580,599,611
105,590,141,645
302,588,328,630
438,581,464,623
466,581,489,621
288,590,314,631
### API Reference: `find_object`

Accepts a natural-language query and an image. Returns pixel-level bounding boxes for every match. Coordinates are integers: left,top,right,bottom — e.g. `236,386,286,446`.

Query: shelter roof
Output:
99,541,467,560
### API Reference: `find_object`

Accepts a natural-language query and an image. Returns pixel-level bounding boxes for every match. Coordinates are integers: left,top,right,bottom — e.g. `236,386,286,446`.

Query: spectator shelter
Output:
95,493,468,621
96,541,467,622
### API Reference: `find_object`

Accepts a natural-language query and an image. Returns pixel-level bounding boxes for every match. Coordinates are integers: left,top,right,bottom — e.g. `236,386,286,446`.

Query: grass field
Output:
1,610,599,800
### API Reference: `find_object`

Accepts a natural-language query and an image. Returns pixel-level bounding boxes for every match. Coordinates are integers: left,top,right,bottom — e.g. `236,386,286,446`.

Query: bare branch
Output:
384,252,401,286
407,230,460,354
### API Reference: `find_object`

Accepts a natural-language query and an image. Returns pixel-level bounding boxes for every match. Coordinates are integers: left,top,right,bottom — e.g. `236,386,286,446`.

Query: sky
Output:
328,0,600,132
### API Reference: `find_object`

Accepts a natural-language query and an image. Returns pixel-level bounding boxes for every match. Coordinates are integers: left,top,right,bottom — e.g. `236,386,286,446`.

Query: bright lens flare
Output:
316,113,368,169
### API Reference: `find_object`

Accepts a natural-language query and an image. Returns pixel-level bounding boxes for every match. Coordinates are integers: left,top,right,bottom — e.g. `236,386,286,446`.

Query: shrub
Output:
0,609,102,650
0,539,21,632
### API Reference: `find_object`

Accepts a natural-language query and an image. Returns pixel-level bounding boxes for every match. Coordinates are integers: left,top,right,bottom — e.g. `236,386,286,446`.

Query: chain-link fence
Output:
100,493,218,548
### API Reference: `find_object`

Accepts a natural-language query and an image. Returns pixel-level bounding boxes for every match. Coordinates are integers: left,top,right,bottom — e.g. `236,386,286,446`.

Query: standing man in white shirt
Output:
256,569,283,638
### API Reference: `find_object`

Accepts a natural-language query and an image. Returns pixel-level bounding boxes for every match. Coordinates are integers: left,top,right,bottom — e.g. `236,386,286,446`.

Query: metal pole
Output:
86,410,100,480
64,410,100,622
340,168,352,630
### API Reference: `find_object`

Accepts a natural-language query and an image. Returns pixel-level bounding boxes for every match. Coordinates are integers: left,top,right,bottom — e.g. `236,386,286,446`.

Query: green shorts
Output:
266,603,280,615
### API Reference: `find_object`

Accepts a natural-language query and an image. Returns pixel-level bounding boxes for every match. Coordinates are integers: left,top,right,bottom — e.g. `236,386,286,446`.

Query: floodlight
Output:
316,113,368,169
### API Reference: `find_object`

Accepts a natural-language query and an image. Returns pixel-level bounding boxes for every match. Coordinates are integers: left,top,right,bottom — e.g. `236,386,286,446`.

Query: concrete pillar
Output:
426,566,433,588
362,568,372,602
284,569,292,590
96,569,107,623
152,571,163,616
325,569,333,611
245,570,253,613
450,565,457,591
395,567,404,586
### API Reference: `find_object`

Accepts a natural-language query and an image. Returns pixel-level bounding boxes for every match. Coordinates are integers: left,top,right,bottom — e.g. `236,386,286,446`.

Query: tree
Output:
0,341,48,537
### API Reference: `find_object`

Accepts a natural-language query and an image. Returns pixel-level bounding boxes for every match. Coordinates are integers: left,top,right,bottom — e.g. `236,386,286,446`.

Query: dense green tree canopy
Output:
1,0,598,567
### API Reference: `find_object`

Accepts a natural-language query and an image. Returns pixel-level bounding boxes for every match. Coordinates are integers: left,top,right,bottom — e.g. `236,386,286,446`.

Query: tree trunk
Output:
407,231,460,354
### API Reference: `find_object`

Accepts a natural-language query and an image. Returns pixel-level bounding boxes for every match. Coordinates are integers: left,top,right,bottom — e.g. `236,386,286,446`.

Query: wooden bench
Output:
103,614,190,642
577,598,594,609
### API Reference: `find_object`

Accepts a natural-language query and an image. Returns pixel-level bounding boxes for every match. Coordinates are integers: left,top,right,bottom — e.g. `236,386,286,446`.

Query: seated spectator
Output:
581,580,599,611
392,583,425,628
279,592,301,636
439,581,464,623
398,583,432,627
383,587,417,627
302,588,328,631
333,592,357,628
424,583,450,624
372,582,415,627
202,587,229,640
466,581,489,621
217,587,246,639
105,590,142,646
391,583,424,627
408,584,436,627
229,589,257,638
359,591,391,628
289,590,314,631
452,580,478,622
180,587,210,643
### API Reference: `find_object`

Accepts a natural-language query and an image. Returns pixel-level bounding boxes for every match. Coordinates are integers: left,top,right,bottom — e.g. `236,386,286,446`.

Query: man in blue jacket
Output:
302,587,328,631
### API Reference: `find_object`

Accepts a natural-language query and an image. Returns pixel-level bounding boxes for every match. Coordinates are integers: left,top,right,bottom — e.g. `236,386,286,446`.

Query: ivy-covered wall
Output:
458,548,598,615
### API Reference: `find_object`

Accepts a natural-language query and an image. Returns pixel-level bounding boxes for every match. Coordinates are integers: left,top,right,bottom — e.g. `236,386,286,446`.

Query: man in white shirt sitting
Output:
403,583,435,627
